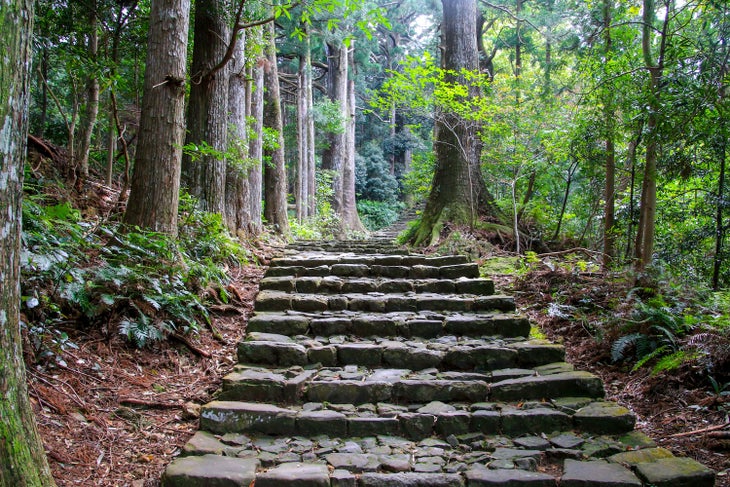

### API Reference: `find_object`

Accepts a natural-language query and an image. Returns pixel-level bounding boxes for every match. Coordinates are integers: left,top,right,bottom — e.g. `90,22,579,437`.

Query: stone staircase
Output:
162,234,716,486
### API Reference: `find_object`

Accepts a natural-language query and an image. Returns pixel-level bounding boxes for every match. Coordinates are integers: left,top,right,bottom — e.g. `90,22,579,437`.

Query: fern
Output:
611,333,647,363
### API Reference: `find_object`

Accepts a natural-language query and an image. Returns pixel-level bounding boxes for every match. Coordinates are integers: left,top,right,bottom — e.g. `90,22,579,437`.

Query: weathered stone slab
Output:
359,472,465,486
434,411,471,436
490,371,604,401
331,263,369,277
440,263,480,279
408,319,443,338
259,276,296,292
501,407,572,435
349,417,401,437
455,278,495,296
608,447,674,466
255,462,330,487
473,295,516,312
399,413,436,439
326,452,381,472
310,317,351,336
443,314,530,338
237,341,308,366
352,315,400,336
466,467,555,486
181,431,232,456
337,343,383,366
561,459,642,487
470,410,501,434
508,341,565,366
573,401,635,434
634,457,715,487
247,313,310,335
414,280,456,294
306,380,393,404
162,455,259,487
297,409,348,437
394,380,489,403
443,346,518,371
383,346,443,370
200,401,296,435
255,290,292,311
219,369,286,402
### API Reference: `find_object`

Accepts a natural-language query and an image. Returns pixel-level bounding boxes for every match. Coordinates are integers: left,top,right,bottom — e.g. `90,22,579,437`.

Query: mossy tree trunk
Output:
0,1,57,484
124,0,191,235
408,0,501,246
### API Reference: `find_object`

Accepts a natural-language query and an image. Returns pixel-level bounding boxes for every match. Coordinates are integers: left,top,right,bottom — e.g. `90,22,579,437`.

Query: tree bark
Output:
0,1,57,484
602,0,616,268
321,41,348,214
75,0,99,183
408,0,500,246
249,47,264,234
123,0,191,235
263,21,289,235
225,28,251,234
181,0,230,216
340,46,366,234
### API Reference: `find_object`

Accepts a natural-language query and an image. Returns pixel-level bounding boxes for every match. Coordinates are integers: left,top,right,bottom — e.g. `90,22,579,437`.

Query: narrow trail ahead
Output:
161,222,715,486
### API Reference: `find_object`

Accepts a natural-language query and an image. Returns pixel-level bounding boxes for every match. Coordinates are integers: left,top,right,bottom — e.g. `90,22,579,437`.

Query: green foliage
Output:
357,200,404,231
21,190,248,351
290,170,341,240
355,141,399,202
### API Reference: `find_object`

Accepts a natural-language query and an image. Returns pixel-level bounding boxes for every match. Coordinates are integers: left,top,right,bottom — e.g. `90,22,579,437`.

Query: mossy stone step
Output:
235,336,562,370
254,290,515,313
259,276,496,296
199,399,632,439
246,311,531,339
265,262,480,280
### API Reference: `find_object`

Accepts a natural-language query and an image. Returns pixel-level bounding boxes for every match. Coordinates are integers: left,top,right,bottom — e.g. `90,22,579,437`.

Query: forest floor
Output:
30,253,729,487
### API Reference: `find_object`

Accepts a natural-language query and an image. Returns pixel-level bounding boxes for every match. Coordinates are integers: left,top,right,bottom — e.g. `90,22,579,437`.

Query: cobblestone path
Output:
162,230,715,486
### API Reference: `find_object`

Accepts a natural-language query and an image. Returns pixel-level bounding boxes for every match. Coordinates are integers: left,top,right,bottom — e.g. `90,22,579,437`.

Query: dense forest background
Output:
2,0,729,484
28,0,729,288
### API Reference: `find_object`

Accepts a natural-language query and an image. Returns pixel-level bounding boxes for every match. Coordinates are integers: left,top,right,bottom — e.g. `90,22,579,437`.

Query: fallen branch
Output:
537,247,605,259
668,422,730,438
170,333,212,358
117,397,182,409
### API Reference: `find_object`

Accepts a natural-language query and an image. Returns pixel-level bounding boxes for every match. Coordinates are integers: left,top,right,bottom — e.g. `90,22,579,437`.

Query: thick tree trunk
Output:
339,46,366,234
123,0,191,235
181,0,230,216
321,42,348,213
249,55,264,234
602,0,616,267
225,29,251,234
305,37,316,217
263,21,289,235
0,1,57,485
409,0,499,246
296,51,308,222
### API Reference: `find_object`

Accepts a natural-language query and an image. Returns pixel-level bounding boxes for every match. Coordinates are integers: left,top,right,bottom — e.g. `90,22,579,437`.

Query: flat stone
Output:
508,341,565,367
513,436,551,450
443,346,518,371
635,457,715,487
490,371,604,401
297,410,348,437
255,462,330,487
471,410,501,434
455,278,495,295
417,401,456,415
434,411,472,436
380,454,413,472
359,472,465,486
399,413,435,439
338,343,383,366
306,380,393,404
561,459,642,486
550,433,585,449
310,317,351,335
247,313,310,335
331,469,358,487
573,401,635,434
237,341,308,366
394,380,488,403
618,431,656,449
443,315,529,338
609,447,674,466
349,416,401,437
162,455,258,487
200,401,296,435
326,453,381,472
466,467,555,486
491,448,543,461
501,408,572,435
181,431,230,456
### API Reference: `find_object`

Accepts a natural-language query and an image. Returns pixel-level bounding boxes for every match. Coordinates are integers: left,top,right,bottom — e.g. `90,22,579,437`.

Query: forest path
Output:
161,223,715,486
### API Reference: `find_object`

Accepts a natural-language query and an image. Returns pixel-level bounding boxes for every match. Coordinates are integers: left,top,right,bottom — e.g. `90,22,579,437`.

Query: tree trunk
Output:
123,0,191,235
181,0,230,216
340,48,366,234
0,1,57,484
408,0,500,246
634,0,669,271
249,49,264,234
602,0,616,267
75,0,99,183
712,122,727,290
305,36,316,217
225,28,251,234
296,50,308,222
321,41,348,213
263,21,289,235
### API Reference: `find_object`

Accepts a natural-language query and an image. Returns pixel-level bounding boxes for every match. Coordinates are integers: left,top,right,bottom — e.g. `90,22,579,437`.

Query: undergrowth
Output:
21,185,250,359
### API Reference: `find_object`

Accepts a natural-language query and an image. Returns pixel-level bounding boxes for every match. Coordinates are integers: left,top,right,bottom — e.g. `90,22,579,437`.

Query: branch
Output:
478,0,542,33
668,422,729,438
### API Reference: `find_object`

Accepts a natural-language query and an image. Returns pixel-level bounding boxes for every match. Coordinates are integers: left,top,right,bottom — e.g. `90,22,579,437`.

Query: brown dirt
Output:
30,265,264,487
506,267,730,487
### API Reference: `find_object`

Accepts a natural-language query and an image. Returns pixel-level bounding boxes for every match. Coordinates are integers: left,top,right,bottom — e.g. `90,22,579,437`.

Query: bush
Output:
357,200,405,231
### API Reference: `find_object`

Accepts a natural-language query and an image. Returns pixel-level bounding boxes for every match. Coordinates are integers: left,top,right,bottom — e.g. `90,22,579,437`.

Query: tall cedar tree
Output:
407,0,501,246
124,0,191,235
0,1,57,484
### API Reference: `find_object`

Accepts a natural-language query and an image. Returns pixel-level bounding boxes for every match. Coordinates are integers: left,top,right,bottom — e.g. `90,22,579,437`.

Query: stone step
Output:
246,311,531,339
270,253,471,269
218,365,603,406
259,276,496,296
254,290,515,313
235,335,562,370
199,398,631,439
